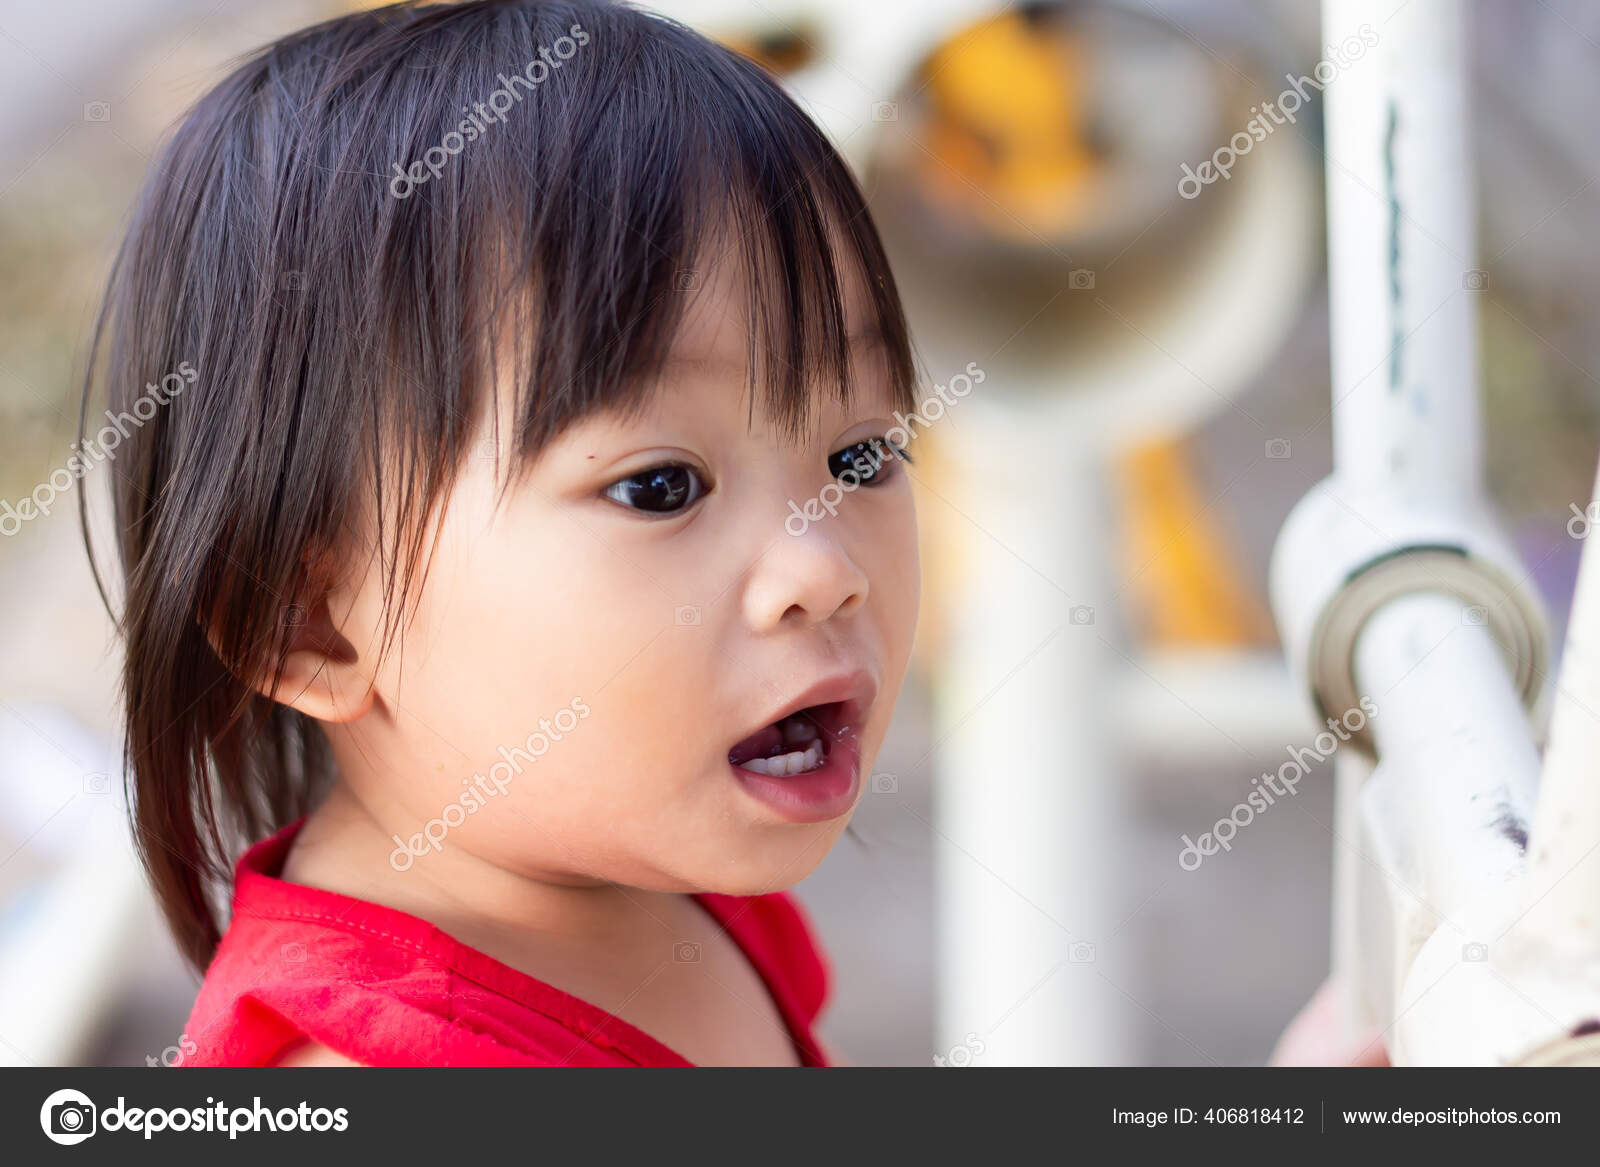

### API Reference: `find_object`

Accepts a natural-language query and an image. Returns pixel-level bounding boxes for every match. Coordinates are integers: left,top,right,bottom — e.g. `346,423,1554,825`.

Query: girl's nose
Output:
742,528,869,632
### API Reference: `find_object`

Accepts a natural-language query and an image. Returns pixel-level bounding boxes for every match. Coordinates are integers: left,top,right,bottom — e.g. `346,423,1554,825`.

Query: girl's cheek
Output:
875,497,921,633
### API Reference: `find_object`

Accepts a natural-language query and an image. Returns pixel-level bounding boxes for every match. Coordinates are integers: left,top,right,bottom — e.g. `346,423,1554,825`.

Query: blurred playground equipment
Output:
1272,0,1600,1066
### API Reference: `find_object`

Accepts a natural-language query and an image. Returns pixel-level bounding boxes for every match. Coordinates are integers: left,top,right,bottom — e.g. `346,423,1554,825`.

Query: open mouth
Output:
728,701,849,777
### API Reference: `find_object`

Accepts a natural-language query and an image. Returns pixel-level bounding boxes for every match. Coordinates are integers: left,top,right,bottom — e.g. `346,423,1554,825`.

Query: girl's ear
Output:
260,591,377,724
203,574,379,725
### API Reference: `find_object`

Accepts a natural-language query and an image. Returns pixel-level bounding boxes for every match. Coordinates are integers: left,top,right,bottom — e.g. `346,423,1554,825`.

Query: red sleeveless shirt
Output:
182,820,833,1066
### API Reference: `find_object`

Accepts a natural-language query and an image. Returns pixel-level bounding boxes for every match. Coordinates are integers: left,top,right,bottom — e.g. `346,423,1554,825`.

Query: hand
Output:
1269,979,1390,1066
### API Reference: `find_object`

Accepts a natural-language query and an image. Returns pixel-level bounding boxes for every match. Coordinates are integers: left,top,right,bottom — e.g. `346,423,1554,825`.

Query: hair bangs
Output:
471,9,918,463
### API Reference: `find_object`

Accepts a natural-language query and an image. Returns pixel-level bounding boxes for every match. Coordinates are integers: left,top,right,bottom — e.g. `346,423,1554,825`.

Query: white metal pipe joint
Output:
1269,478,1549,759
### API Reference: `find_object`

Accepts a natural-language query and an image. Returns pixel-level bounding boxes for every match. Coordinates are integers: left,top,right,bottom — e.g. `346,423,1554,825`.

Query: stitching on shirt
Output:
242,906,659,1062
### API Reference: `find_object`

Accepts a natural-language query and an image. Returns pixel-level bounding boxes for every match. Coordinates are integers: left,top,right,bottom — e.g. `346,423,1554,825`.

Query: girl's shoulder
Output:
181,822,833,1067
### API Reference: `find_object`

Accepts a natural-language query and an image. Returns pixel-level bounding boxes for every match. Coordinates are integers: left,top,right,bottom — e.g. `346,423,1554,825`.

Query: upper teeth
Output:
739,738,824,776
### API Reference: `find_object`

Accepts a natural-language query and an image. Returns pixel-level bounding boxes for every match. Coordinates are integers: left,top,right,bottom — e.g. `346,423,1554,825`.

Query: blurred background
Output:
1,0,1597,1066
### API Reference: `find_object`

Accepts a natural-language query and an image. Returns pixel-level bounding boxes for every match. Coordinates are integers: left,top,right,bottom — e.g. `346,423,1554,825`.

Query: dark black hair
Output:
80,0,916,972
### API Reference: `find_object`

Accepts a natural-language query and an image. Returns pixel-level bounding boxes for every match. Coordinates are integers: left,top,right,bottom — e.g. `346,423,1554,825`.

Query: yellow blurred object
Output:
720,24,820,77
916,9,1097,239
911,429,1272,676
1113,437,1274,647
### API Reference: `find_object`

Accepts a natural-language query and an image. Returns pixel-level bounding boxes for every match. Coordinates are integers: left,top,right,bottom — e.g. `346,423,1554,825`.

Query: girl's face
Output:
323,253,920,895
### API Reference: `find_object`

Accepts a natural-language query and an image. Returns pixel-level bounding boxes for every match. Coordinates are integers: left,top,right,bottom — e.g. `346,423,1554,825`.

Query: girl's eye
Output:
827,437,910,487
603,464,707,514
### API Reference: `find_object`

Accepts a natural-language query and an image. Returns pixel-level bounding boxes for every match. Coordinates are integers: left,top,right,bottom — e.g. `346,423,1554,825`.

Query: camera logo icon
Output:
1462,941,1489,962
1265,437,1292,459
673,941,701,963
674,605,701,626
871,772,898,794
1069,604,1095,626
40,1088,96,1145
1568,501,1600,540
1068,268,1095,290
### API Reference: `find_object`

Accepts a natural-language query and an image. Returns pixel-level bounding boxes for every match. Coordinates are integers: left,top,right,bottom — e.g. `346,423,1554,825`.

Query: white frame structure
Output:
1271,0,1600,1065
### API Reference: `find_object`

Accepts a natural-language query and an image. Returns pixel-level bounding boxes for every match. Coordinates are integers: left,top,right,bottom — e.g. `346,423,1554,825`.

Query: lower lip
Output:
729,731,862,824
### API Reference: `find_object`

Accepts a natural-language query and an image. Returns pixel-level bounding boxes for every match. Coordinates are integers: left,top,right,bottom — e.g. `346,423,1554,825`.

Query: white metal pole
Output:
1352,592,1541,1040
1353,593,1538,922
1295,0,1600,1064
1323,0,1480,503
1296,0,1569,1059
1524,455,1600,959
933,404,1122,1065
1318,0,1490,1045
1329,750,1372,1041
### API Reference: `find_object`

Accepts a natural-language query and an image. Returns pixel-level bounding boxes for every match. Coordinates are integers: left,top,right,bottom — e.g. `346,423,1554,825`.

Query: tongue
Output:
729,723,785,766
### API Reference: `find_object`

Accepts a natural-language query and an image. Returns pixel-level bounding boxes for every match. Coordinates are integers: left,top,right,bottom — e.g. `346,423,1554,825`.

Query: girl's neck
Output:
280,780,691,960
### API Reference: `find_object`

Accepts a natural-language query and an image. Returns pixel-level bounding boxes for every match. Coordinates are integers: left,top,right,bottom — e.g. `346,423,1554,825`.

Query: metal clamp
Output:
1270,476,1550,756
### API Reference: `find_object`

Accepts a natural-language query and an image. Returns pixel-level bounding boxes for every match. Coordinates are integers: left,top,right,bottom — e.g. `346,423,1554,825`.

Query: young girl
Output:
87,0,1373,1068
88,0,918,1067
